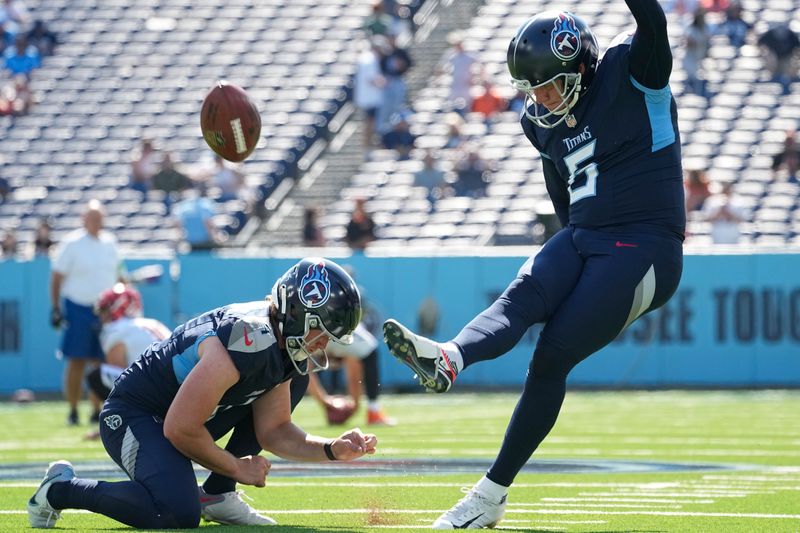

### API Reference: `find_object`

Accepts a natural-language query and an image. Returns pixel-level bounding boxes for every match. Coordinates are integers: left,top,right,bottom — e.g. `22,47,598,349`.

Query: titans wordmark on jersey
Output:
521,32,685,237
109,301,301,422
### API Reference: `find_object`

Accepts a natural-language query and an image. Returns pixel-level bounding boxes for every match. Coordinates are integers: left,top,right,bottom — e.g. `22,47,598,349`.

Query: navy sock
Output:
363,349,380,401
486,374,567,487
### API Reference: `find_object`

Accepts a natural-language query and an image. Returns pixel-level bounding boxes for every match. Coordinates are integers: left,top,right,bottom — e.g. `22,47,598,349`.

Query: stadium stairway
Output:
244,0,485,250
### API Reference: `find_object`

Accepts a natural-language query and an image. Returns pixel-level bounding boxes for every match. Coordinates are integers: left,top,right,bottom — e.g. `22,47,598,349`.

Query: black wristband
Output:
323,440,337,461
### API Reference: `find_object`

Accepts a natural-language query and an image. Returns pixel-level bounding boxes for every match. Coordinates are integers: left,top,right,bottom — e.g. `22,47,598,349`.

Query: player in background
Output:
28,258,377,529
84,283,171,440
383,1,685,528
294,322,396,427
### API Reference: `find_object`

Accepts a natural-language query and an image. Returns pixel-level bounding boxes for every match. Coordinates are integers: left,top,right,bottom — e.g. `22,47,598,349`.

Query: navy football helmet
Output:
507,11,598,128
271,258,362,375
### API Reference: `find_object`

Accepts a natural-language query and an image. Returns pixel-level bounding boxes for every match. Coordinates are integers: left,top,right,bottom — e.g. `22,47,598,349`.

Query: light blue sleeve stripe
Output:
629,75,675,152
172,330,217,384
539,151,552,160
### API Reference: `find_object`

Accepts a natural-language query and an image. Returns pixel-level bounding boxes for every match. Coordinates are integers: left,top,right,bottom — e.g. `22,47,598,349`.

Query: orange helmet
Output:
95,283,143,321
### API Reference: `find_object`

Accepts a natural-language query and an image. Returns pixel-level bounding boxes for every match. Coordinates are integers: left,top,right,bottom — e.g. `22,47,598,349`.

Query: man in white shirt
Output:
50,200,121,425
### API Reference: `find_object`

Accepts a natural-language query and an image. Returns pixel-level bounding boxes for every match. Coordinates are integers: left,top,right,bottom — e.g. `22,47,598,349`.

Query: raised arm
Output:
625,0,672,89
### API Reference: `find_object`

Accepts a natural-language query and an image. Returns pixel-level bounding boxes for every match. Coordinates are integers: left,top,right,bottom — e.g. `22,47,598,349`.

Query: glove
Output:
50,307,63,329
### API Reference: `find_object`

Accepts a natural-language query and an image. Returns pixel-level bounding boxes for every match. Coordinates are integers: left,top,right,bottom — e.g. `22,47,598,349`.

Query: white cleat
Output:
199,488,277,526
383,319,458,393
28,460,75,528
432,488,507,529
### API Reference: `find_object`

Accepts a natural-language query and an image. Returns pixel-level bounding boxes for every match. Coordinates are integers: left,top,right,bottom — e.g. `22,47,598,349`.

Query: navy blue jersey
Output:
521,32,685,237
109,301,301,420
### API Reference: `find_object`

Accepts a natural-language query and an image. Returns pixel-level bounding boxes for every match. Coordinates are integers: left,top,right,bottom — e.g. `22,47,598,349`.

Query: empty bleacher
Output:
0,0,379,253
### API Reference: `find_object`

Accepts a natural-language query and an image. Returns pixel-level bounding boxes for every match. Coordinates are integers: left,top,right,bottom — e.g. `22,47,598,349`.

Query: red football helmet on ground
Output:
95,283,143,322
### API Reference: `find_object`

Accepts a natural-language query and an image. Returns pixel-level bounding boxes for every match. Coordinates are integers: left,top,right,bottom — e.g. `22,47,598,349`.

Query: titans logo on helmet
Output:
550,13,581,61
299,262,331,309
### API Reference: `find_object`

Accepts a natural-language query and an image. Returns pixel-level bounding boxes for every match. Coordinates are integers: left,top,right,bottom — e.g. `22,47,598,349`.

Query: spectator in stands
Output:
506,90,525,114
50,199,121,426
758,23,800,95
0,0,30,42
715,2,749,48
344,197,377,251
302,206,327,247
0,77,11,115
0,73,32,116
684,168,711,211
0,174,9,202
471,80,507,125
3,33,39,76
439,31,480,115
380,111,416,160
453,144,491,198
414,149,449,202
704,182,746,244
682,7,710,97
209,154,245,201
173,190,221,252
152,151,192,209
385,0,413,44
354,36,386,153
26,19,55,56
0,22,9,54
701,0,728,13
28,216,54,258
129,138,161,197
376,33,412,136
771,130,800,183
362,0,393,37
443,112,465,149
663,0,700,19
1,227,16,259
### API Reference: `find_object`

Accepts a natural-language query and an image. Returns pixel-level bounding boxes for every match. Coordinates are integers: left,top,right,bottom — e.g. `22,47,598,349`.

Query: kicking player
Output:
28,258,377,529
383,1,685,529
84,283,171,440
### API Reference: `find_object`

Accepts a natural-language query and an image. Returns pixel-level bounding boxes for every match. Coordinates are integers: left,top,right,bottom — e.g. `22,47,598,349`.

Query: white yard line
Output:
535,497,716,504
0,508,798,519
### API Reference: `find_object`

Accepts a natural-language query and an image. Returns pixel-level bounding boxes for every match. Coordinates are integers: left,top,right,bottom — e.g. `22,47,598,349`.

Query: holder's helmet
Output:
271,258,362,375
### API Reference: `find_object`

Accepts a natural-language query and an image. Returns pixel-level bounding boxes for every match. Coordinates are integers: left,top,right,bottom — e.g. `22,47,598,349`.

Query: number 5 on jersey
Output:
564,139,598,204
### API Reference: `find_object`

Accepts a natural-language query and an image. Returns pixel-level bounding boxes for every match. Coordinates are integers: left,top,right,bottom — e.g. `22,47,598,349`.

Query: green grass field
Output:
1,391,799,532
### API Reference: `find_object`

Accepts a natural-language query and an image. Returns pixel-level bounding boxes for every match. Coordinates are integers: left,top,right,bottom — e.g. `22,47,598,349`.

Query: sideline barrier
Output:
1,251,798,393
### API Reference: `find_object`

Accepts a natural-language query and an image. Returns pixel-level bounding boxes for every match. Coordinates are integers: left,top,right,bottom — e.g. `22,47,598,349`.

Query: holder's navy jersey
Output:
522,32,685,237
109,301,300,420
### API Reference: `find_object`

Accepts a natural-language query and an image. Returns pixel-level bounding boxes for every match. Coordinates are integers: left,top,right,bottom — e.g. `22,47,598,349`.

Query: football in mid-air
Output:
200,80,261,162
